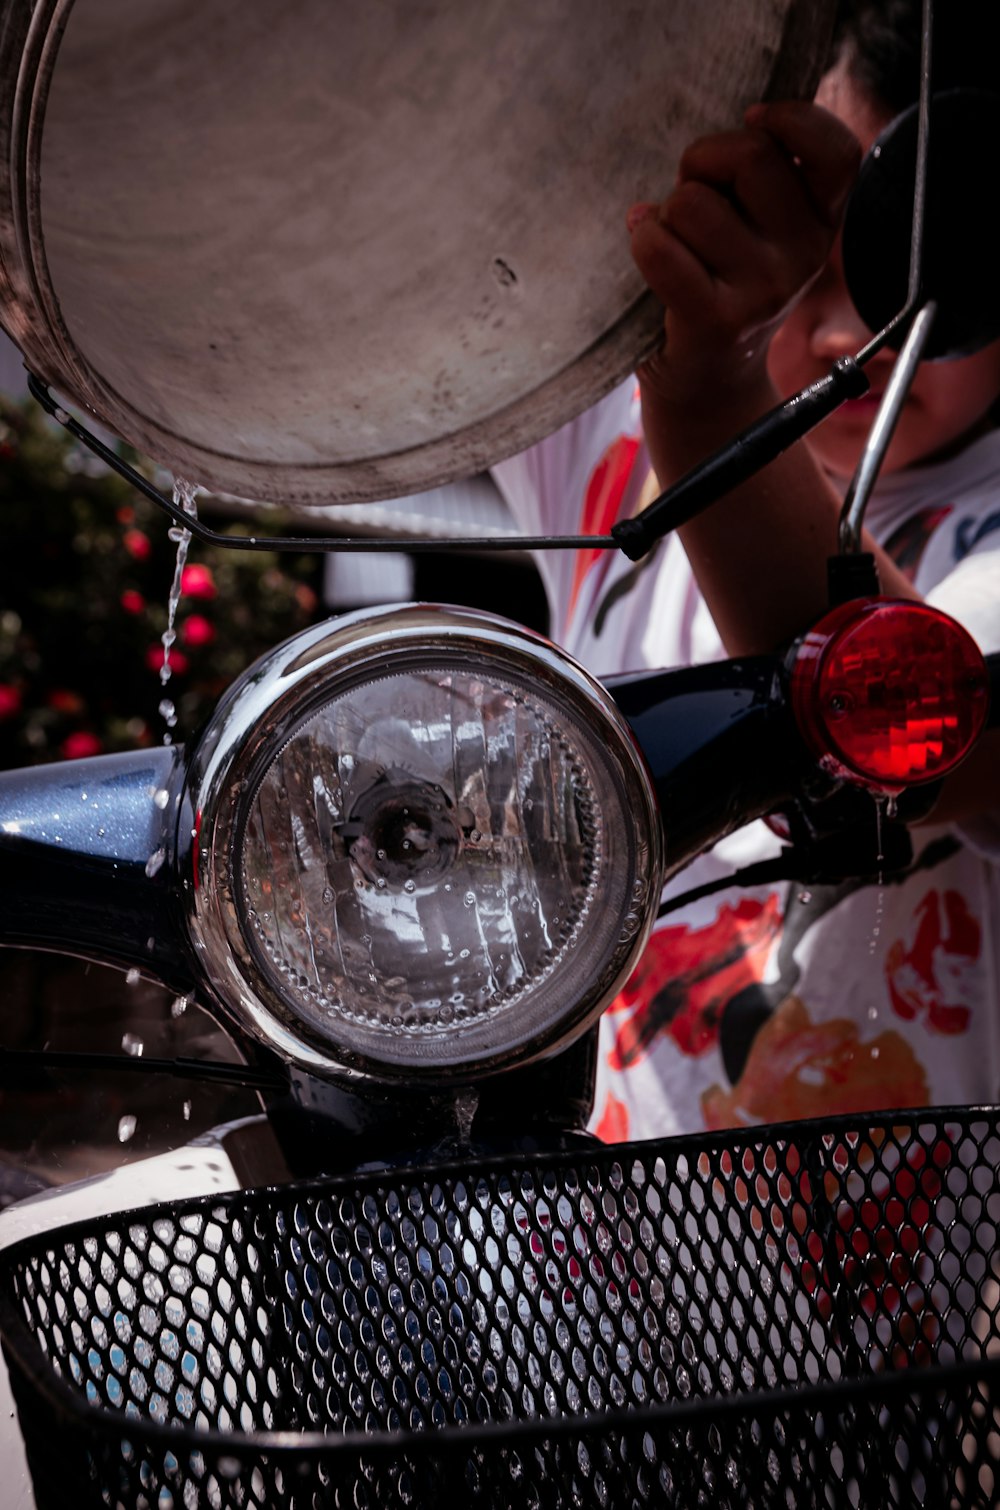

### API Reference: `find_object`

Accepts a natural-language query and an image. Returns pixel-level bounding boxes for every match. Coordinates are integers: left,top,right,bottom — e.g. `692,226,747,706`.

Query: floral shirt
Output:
492,384,1000,1140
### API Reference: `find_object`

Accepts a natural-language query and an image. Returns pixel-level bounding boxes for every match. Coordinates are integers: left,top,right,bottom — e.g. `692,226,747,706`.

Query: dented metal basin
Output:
0,0,832,504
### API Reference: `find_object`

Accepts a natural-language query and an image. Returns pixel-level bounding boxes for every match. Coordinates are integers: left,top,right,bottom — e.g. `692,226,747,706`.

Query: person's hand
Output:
628,101,861,410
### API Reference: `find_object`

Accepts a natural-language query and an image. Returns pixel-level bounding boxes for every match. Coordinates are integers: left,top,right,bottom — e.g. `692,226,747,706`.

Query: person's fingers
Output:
659,180,760,281
629,212,719,321
676,118,850,252
743,100,862,226
631,182,804,333
626,100,862,375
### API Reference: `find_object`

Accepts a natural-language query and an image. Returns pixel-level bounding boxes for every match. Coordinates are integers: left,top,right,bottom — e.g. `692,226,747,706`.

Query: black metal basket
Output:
3,1107,1000,1509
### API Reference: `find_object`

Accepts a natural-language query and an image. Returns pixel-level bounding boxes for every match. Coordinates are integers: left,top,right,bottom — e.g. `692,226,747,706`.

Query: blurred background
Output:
0,331,547,1203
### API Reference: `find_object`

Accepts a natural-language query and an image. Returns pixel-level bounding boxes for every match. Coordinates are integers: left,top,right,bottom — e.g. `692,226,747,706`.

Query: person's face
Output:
766,60,1000,477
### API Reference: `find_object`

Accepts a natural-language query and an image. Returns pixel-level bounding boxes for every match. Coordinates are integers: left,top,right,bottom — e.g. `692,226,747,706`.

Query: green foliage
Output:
0,398,322,766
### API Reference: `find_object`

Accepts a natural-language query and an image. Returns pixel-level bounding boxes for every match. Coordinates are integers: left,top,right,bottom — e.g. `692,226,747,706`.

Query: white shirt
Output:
493,385,1000,1139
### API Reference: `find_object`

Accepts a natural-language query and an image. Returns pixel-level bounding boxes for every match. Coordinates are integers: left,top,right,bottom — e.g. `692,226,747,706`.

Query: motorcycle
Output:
2,1,1000,1505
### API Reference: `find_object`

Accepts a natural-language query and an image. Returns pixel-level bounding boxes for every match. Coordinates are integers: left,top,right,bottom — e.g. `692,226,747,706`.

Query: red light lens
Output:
790,599,989,789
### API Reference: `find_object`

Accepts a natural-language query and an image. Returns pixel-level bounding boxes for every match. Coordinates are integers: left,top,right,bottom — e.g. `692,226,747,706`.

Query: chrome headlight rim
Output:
185,604,662,1085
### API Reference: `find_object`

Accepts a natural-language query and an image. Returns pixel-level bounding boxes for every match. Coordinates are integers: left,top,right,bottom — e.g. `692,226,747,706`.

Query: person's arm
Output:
629,101,917,650
628,100,997,822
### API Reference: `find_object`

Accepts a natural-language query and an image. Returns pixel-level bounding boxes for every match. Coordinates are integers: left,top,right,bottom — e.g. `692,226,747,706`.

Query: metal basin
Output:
0,0,831,504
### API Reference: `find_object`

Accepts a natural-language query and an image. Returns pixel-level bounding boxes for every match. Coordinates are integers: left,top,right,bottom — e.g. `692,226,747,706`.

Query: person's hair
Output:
832,0,1000,115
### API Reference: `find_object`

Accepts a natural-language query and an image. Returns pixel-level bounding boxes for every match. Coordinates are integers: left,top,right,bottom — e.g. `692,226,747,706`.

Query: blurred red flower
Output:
181,614,216,648
120,589,145,615
181,564,216,599
123,529,152,560
0,684,22,720
145,645,190,675
47,689,84,714
61,731,103,760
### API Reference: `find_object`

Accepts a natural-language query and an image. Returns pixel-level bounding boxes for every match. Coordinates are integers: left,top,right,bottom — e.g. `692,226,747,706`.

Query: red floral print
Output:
605,894,783,1070
565,433,641,629
885,889,979,1035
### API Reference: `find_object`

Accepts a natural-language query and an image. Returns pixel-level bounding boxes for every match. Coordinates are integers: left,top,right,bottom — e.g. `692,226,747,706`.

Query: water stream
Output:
868,795,886,959
865,793,893,1060
159,479,200,742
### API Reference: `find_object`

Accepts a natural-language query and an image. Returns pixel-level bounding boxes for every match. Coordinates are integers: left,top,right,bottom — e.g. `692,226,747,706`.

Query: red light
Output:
789,599,989,790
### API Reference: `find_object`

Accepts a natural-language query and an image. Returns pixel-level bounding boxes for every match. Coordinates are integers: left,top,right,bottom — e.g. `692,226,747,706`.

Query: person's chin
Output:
812,406,914,478
810,432,866,479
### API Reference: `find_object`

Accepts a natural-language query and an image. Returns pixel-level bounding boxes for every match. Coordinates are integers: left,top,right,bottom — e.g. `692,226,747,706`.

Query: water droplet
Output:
126,968,141,986
868,1005,878,1020
403,879,416,893
97,827,106,837
157,481,199,734
145,847,166,878
322,886,334,904
117,1115,137,1143
868,886,885,956
464,892,475,908
122,1033,144,1058
874,795,886,870
182,1101,191,1122
459,948,470,960
469,830,481,844
153,788,170,810
171,995,189,1018
798,890,812,905
376,877,387,890
870,1045,880,1060
376,848,386,861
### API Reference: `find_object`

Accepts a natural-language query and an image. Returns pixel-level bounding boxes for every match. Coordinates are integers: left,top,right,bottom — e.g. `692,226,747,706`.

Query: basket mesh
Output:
3,1108,1000,1508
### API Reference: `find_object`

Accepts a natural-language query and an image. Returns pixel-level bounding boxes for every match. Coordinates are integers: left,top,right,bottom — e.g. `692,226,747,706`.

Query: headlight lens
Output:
187,606,661,1082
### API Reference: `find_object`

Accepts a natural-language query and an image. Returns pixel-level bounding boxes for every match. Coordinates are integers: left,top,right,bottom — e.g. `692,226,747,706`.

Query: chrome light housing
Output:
186,605,661,1083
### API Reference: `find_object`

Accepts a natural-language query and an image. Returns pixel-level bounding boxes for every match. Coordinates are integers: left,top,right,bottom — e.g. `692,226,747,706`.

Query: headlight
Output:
186,606,661,1083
